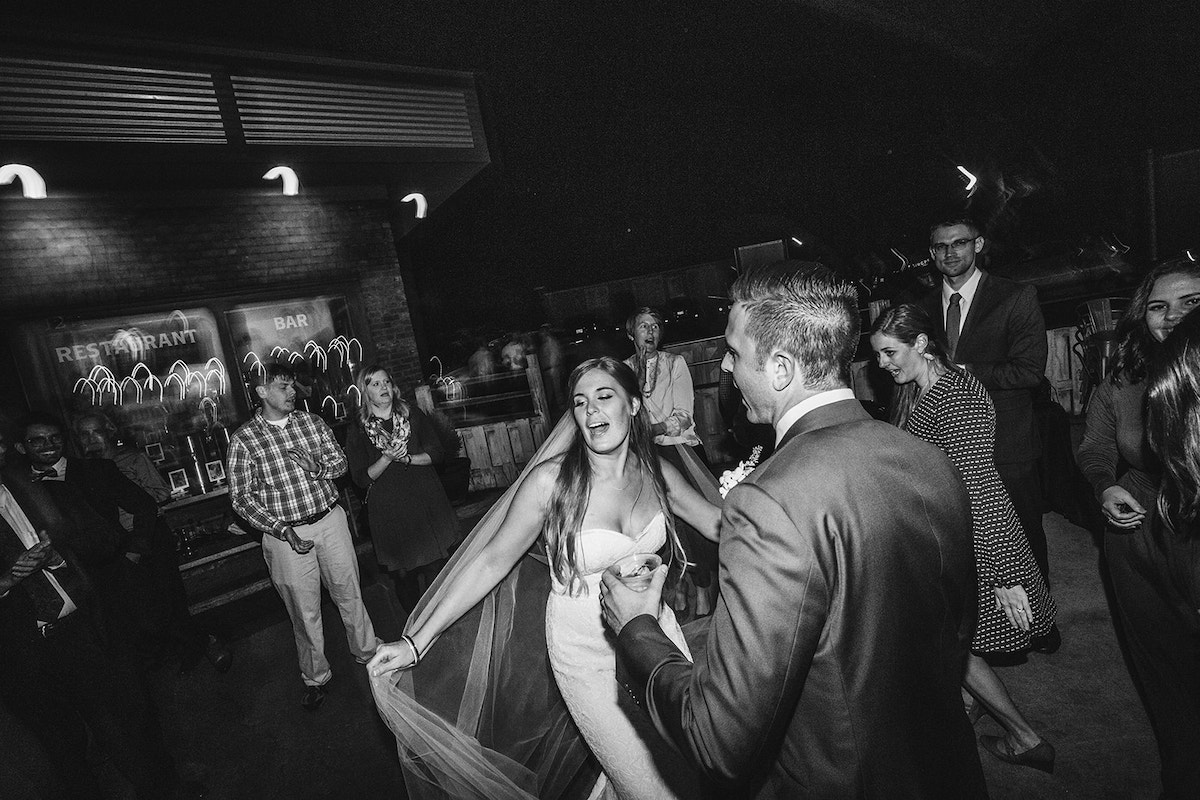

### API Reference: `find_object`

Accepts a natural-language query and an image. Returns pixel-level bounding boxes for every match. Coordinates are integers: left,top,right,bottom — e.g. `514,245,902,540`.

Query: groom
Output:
601,265,987,798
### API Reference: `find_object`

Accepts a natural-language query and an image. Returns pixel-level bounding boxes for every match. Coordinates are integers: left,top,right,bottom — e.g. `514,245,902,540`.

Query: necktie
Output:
32,467,58,482
946,293,963,362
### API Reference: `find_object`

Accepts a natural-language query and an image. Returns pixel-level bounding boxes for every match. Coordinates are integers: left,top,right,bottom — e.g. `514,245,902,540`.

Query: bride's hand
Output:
368,641,416,676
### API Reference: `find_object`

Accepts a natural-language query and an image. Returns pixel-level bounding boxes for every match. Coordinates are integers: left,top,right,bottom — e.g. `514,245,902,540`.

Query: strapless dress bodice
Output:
551,511,667,591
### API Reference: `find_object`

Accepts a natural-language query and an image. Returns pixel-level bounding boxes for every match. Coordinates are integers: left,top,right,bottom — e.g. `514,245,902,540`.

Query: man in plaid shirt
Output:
229,362,379,711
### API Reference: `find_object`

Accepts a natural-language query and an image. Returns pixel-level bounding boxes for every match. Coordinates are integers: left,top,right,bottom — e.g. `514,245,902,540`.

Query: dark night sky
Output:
10,1,1200,353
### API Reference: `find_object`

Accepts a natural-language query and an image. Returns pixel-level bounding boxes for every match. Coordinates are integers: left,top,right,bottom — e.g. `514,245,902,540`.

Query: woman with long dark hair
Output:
367,357,720,800
346,365,460,610
871,303,1057,773
1078,257,1200,798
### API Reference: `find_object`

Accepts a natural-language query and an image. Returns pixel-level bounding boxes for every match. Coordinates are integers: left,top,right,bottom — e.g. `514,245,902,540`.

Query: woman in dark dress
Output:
871,304,1057,774
1077,258,1200,798
347,365,460,611
1145,313,1200,780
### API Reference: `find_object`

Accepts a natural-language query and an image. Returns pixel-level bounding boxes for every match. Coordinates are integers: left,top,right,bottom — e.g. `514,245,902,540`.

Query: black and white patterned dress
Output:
906,369,1057,653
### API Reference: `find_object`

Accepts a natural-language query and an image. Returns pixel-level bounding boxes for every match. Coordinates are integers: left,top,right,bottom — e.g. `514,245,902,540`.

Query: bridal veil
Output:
369,412,718,799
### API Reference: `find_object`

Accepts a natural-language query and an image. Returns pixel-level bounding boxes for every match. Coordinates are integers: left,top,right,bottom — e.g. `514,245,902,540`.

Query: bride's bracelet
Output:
400,634,422,669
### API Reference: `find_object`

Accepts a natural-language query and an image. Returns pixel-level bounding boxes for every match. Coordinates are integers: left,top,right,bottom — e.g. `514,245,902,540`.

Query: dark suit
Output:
53,457,207,662
62,456,158,557
0,476,177,800
920,272,1050,580
618,399,986,799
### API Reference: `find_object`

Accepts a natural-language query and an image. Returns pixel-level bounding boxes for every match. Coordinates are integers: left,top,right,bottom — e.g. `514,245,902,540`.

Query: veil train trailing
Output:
369,412,719,800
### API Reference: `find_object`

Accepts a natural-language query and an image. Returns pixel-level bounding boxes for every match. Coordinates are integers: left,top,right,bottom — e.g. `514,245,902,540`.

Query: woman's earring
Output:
923,352,934,361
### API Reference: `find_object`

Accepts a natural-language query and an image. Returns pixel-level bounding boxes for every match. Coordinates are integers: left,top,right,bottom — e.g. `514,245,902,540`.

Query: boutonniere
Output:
719,445,763,498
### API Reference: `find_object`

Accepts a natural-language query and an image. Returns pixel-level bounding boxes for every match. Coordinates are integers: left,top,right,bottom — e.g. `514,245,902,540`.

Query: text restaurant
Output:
0,32,492,610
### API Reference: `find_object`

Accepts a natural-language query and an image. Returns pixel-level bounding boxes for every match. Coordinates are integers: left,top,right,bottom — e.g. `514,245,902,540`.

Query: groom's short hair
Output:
728,260,859,390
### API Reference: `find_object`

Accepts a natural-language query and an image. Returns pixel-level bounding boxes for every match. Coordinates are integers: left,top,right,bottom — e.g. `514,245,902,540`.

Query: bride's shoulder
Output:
519,457,564,499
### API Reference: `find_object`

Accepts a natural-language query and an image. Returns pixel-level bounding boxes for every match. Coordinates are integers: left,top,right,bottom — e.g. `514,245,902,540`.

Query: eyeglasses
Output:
930,237,978,256
636,322,662,333
24,433,63,446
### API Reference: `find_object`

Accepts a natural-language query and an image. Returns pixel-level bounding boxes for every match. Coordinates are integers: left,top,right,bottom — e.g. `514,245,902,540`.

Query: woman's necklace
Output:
624,467,646,535
612,460,641,492
640,351,659,396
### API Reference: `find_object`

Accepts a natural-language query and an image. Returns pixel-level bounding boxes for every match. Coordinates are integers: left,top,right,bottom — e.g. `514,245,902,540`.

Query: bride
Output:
368,357,720,800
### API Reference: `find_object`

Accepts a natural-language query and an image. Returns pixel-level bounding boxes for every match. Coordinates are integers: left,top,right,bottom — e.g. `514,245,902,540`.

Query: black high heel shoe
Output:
979,735,1055,774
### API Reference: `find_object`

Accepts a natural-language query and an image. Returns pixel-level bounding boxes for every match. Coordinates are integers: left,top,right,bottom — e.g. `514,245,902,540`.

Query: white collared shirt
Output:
0,483,77,620
30,456,68,481
941,268,984,339
774,388,857,445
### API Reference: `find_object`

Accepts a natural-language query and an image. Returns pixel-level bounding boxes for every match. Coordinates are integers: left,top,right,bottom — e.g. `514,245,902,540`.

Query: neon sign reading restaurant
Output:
56,328,199,363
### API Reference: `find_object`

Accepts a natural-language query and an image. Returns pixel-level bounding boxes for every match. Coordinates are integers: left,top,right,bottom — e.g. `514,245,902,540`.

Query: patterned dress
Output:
906,369,1056,653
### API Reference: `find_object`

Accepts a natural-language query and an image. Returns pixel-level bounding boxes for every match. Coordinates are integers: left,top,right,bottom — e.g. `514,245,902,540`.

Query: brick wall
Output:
0,187,423,399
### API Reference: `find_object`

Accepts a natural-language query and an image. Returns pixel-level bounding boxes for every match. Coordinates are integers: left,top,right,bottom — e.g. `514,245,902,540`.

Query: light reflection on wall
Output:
241,336,361,420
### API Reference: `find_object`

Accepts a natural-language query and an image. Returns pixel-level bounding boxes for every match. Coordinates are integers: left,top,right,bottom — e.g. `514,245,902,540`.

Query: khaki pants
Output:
261,505,379,686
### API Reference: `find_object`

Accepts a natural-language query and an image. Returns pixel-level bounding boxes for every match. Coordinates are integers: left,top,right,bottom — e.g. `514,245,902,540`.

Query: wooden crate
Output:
459,417,549,490
1046,326,1086,415
663,336,737,464
416,356,552,491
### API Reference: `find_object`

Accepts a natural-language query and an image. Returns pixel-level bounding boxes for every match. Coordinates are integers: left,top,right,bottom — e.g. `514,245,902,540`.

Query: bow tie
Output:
32,468,59,482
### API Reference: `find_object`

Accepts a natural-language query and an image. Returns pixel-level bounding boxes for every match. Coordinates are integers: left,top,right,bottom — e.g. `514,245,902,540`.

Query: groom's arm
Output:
616,481,829,783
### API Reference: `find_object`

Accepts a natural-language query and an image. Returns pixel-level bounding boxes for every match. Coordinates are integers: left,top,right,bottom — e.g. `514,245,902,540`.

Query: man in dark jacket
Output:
602,265,986,799
0,424,187,799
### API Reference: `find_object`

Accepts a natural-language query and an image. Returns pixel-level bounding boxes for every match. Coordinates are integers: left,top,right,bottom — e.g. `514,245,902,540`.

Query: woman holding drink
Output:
368,357,720,800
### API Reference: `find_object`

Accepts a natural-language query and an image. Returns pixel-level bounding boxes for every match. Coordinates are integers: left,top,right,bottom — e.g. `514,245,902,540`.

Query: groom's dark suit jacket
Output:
618,399,986,799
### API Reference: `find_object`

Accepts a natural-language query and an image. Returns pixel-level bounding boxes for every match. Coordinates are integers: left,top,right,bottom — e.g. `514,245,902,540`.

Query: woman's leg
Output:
391,569,421,612
963,653,1042,751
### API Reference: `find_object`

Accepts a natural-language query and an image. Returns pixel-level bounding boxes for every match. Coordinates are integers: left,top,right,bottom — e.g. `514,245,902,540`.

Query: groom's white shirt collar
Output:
774,388,856,445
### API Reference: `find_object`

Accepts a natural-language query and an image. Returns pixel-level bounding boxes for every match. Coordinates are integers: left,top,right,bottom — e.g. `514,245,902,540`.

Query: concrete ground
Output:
41,506,1163,799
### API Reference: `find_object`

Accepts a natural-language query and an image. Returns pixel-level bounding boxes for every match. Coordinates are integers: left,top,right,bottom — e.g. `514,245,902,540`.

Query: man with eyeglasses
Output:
12,413,188,659
0,421,200,798
919,219,1055,649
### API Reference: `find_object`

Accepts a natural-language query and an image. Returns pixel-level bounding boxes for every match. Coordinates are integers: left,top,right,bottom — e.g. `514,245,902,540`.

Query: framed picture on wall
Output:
205,460,226,484
168,468,190,493
145,442,165,463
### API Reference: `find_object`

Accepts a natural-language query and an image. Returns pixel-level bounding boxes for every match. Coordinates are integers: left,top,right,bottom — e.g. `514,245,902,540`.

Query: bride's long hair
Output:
545,357,686,594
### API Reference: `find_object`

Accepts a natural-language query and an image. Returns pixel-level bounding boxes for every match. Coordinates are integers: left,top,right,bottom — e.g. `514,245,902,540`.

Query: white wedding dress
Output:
546,511,700,800
370,413,720,800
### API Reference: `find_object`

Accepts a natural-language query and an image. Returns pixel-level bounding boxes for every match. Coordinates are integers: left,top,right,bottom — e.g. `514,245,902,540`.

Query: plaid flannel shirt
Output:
228,410,347,537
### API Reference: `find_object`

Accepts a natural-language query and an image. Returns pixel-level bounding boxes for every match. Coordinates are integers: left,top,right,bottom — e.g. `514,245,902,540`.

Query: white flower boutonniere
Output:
718,445,763,498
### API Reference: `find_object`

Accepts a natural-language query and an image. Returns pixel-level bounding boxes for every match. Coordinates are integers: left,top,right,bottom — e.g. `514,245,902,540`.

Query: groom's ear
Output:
769,349,796,392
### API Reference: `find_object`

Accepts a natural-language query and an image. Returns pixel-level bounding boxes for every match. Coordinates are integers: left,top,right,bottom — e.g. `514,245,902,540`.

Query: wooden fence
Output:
415,355,551,491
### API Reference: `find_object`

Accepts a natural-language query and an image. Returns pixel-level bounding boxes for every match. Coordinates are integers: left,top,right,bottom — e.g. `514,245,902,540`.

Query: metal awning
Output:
0,35,492,225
